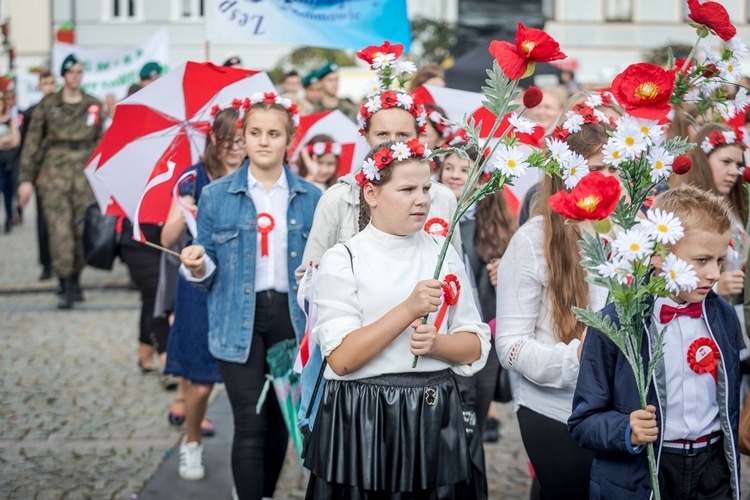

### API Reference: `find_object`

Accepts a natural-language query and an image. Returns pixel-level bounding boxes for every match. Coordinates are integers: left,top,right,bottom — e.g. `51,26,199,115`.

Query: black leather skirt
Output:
303,369,471,499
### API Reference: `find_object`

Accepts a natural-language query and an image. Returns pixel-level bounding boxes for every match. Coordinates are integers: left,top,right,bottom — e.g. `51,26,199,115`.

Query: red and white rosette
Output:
433,274,460,331
424,217,449,237
257,212,275,257
86,104,100,127
687,337,720,383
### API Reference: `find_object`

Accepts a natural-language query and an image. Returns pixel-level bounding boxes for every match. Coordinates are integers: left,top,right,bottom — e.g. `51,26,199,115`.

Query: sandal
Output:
168,398,186,426
138,361,157,374
200,418,216,437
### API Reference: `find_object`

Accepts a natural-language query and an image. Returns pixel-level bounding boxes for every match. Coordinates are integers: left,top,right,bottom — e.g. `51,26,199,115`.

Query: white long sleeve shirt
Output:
495,216,608,423
312,223,491,381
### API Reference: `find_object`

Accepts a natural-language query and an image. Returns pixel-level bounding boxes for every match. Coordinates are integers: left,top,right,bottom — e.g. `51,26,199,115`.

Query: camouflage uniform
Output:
19,90,103,279
312,97,360,122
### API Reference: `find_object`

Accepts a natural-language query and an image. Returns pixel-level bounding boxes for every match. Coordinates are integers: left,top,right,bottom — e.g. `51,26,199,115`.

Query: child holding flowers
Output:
304,141,490,498
569,185,741,499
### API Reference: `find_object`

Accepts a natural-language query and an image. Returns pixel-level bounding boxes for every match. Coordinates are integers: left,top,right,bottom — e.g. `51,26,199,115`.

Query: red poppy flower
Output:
523,86,543,108
407,138,426,156
231,98,243,108
551,126,569,142
687,0,736,41
572,103,598,123
702,63,719,78
674,58,694,73
380,91,398,107
210,104,221,116
672,155,692,175
489,22,566,80
742,168,750,184
288,103,299,116
600,91,615,107
611,62,677,120
356,41,405,65
548,172,621,221
262,92,277,103
374,147,394,169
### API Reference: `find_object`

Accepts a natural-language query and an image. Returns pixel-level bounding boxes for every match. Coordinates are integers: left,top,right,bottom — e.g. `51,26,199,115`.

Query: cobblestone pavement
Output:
2,199,749,499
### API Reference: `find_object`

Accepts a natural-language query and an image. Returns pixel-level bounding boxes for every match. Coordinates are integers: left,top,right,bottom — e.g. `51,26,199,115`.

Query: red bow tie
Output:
659,302,703,324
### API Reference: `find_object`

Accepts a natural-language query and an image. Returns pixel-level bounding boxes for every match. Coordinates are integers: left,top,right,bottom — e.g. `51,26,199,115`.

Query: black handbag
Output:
493,366,513,404
82,203,121,270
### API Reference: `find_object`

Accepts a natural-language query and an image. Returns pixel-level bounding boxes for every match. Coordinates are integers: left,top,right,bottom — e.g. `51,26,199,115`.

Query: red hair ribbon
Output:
433,274,460,331
687,337,720,383
257,213,275,257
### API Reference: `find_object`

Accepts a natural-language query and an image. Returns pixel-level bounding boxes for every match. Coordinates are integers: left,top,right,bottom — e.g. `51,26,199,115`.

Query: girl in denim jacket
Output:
181,93,321,500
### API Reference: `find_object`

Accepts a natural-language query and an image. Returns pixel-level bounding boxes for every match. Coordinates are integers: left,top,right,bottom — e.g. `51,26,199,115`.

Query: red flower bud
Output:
523,86,543,109
742,167,750,184
702,64,719,78
672,155,692,175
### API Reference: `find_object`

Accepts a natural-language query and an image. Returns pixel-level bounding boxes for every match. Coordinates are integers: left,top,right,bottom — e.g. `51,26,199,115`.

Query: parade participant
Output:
420,103,452,151
495,120,619,499
298,69,321,116
127,61,163,96
0,89,20,233
311,62,359,121
278,70,302,96
297,133,341,192
304,140,490,498
684,122,747,302
439,143,518,441
222,56,242,68
17,54,104,309
525,86,566,134
19,71,57,279
161,106,245,481
180,92,320,500
408,62,446,91
569,185,741,499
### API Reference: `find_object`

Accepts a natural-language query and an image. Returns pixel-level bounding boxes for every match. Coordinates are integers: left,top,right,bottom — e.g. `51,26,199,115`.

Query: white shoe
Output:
178,437,205,481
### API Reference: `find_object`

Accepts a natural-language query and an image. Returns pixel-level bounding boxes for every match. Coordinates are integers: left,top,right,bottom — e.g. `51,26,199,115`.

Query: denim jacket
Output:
191,162,321,363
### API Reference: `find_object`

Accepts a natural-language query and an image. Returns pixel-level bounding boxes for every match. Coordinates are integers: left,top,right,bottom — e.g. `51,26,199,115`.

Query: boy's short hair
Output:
39,71,54,81
652,184,732,237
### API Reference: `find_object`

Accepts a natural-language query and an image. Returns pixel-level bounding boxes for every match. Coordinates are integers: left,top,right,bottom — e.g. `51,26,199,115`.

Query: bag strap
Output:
304,243,354,420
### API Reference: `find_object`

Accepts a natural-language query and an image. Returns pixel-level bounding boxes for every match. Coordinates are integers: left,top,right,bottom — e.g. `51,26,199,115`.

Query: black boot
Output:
58,278,74,309
71,273,84,302
39,265,53,281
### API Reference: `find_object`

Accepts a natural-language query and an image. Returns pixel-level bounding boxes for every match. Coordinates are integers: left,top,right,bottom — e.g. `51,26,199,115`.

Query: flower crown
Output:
700,128,748,154
356,90,428,136
307,141,342,157
355,139,432,187
210,98,250,129
249,91,300,127
427,109,453,138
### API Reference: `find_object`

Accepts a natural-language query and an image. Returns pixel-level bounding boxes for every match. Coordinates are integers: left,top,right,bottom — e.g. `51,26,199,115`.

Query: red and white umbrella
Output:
84,61,274,241
287,110,368,178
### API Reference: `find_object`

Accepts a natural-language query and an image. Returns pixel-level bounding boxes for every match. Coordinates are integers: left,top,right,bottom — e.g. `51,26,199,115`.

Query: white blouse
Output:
312,223,491,381
495,216,608,424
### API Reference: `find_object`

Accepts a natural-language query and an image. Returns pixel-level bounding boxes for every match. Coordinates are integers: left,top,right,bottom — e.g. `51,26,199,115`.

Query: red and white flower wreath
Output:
307,141,343,157
355,139,432,186
427,110,453,138
700,128,749,154
356,90,428,136
210,98,252,129
249,91,300,127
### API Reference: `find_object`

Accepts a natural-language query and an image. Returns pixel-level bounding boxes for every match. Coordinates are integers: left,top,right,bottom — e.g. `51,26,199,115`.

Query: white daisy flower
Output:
730,36,749,59
545,137,572,164
372,52,396,69
293,115,300,127
312,142,327,156
584,93,603,108
723,130,737,145
361,158,381,182
700,136,714,154
646,146,675,183
594,109,610,124
509,113,537,135
562,112,584,133
396,93,414,110
602,140,627,168
331,143,342,156
365,96,382,114
683,86,702,103
610,122,648,159
357,114,367,131
716,101,737,121
364,79,384,96
703,43,722,64
561,152,590,189
619,116,663,145
390,142,412,161
734,87,750,113
660,253,700,293
395,60,417,74
640,208,684,244
718,58,742,80
597,258,632,285
489,145,529,178
612,228,655,262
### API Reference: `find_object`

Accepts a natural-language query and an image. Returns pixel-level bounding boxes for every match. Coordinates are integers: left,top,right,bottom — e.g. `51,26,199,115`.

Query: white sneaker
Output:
178,437,205,481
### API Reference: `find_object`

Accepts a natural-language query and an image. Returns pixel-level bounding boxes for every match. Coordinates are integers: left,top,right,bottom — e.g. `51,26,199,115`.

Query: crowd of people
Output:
4,9,750,499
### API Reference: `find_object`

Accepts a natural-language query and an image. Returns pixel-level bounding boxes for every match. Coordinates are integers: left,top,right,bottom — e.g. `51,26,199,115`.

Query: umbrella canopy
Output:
287,110,368,178
84,61,274,240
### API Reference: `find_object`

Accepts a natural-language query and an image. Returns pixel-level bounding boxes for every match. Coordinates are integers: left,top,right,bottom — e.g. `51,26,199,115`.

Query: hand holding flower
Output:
629,405,658,447
403,279,444,320
410,320,438,357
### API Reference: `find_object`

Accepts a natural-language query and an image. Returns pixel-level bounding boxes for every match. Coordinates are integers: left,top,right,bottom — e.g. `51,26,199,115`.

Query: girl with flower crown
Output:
304,140,490,499
495,120,621,499
180,92,321,499
297,133,341,192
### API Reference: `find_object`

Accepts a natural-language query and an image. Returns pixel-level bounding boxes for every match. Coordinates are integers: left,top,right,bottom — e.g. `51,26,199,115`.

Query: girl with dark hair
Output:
297,133,341,192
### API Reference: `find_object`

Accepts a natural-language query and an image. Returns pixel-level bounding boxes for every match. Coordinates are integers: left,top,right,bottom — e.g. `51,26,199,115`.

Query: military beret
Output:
139,62,163,81
317,62,340,80
222,56,242,67
302,69,320,88
60,54,79,77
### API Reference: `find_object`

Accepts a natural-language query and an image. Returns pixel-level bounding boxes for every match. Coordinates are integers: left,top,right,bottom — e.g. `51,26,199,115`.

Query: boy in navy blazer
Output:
569,185,741,499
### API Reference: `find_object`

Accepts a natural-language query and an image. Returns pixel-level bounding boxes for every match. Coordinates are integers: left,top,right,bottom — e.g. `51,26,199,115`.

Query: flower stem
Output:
680,36,701,74
638,371,661,499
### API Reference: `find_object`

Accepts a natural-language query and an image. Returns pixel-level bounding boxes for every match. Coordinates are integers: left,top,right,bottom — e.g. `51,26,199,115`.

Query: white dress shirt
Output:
653,296,720,441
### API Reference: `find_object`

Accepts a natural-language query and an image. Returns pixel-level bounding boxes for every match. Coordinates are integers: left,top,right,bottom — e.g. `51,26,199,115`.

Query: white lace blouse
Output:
495,216,608,423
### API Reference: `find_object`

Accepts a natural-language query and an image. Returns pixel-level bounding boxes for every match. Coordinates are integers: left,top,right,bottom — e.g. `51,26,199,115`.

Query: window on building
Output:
604,0,632,22
112,0,137,18
181,0,204,18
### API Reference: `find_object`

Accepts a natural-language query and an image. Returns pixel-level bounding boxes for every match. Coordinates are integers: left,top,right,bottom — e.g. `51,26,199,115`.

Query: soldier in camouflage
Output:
17,54,104,309
311,63,359,121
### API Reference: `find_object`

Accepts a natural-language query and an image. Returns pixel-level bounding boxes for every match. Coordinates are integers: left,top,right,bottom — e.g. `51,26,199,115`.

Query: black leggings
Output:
119,222,170,354
517,406,593,500
216,291,296,500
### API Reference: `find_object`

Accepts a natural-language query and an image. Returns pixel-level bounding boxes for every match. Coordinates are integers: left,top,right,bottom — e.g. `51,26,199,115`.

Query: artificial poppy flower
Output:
672,155,692,175
551,126,569,142
572,103,598,124
407,138,426,156
611,62,677,120
548,171,621,221
489,22,566,80
356,41,405,65
742,167,750,183
380,91,398,107
523,86,543,108
373,147,394,169
262,92,277,103
687,0,736,41
673,58,694,73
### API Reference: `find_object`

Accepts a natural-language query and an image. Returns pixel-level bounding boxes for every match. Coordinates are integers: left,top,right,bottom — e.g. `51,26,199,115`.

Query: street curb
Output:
0,279,132,295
